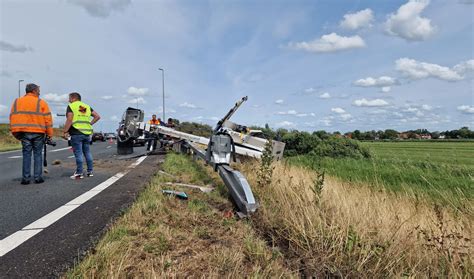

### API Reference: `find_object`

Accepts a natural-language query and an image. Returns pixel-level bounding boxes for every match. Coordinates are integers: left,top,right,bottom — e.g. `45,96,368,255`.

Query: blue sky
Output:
1,0,473,133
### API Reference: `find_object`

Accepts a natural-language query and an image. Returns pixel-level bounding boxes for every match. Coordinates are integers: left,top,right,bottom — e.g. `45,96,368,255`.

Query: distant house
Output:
439,135,446,139
398,132,409,139
344,133,352,139
421,134,432,140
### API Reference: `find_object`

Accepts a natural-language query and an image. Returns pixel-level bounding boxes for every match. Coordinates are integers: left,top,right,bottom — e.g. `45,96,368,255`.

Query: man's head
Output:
167,118,173,123
25,83,40,96
69,92,81,103
152,114,157,120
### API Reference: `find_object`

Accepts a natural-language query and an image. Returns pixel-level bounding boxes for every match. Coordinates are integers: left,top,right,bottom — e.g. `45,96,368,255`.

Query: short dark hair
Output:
152,114,157,117
69,92,81,101
25,83,39,93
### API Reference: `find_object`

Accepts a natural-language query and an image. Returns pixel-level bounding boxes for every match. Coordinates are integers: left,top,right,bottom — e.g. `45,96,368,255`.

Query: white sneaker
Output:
86,171,94,177
70,172,84,180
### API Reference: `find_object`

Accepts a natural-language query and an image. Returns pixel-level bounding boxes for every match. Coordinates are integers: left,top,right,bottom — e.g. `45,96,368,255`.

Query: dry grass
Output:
67,154,294,278
239,160,473,277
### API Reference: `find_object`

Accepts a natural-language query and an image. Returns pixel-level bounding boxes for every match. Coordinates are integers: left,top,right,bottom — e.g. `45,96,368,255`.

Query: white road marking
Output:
0,149,21,154
67,155,75,158
106,146,112,149
0,230,43,257
8,156,22,159
50,147,71,152
0,155,148,257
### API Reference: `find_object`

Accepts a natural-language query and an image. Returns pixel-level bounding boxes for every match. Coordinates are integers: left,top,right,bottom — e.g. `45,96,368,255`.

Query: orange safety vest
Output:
149,119,160,125
9,93,53,137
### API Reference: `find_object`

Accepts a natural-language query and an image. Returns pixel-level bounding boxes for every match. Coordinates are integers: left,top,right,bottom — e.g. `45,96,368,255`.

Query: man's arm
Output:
63,112,73,138
91,111,101,125
42,101,54,138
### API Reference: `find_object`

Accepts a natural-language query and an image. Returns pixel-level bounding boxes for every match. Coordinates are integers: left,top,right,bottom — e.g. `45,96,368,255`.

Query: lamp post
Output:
18,79,24,98
158,68,165,120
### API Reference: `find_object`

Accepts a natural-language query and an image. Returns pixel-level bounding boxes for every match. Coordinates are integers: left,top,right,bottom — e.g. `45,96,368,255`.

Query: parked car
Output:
92,132,106,142
104,133,117,140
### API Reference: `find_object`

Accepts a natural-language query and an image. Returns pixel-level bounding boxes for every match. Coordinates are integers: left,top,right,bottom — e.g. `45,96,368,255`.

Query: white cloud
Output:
385,0,436,41
277,110,297,115
101,95,113,100
354,76,397,87
305,87,316,93
453,59,474,75
110,115,119,121
340,9,374,30
340,113,353,121
457,105,474,114
319,92,331,99
288,32,365,53
127,97,146,105
275,99,284,105
127,87,149,96
381,86,391,93
179,102,198,109
68,0,132,18
42,93,69,105
353,98,389,107
275,120,295,127
421,104,433,111
0,104,8,116
331,107,346,114
396,58,467,81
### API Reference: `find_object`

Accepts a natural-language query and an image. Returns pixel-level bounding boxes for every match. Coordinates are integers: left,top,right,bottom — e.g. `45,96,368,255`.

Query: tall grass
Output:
0,124,20,152
288,154,473,213
67,154,293,278
240,160,473,277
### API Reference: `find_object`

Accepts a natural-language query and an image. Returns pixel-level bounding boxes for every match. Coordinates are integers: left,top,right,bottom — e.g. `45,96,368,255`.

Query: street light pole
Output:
158,68,165,120
18,79,24,98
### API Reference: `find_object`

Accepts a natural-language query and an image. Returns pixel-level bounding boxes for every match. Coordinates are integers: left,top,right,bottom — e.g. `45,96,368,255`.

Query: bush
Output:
282,132,371,159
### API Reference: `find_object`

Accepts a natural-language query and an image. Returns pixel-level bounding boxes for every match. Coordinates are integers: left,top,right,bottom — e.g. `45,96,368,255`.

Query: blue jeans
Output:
21,133,45,181
71,134,93,174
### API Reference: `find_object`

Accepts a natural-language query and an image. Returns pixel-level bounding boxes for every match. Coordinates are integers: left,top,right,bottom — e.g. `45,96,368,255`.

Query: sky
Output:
0,0,473,133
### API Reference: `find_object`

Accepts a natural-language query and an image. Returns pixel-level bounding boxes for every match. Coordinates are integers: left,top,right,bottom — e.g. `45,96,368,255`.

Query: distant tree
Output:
384,129,399,140
353,129,361,140
313,130,329,140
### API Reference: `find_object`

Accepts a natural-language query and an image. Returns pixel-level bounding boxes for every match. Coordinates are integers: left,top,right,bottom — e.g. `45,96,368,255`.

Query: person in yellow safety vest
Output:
62,92,101,180
9,83,53,185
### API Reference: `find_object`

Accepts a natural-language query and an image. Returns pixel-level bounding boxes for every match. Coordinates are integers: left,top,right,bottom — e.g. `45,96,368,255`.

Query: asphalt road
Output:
0,139,161,278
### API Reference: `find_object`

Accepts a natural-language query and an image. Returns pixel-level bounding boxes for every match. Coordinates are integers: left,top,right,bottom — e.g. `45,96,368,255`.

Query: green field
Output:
0,124,21,152
288,141,474,210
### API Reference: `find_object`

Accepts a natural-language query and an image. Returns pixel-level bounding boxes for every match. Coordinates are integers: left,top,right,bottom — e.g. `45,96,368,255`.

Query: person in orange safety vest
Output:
146,114,162,151
9,83,53,185
148,114,161,125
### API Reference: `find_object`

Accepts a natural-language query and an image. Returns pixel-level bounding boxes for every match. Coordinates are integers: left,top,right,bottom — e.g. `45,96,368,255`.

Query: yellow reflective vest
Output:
69,101,93,135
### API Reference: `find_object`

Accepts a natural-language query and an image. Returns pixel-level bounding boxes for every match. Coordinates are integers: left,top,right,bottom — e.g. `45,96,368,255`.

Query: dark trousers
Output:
21,133,45,181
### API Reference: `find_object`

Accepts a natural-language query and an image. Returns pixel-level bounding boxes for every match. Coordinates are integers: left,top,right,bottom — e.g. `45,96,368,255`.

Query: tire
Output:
117,138,134,155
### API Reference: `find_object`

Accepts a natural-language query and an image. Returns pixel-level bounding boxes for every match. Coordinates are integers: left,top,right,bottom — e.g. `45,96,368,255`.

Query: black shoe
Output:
21,179,30,185
34,178,45,184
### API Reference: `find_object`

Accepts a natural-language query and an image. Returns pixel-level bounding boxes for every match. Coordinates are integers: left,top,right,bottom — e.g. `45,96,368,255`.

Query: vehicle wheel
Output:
117,138,134,155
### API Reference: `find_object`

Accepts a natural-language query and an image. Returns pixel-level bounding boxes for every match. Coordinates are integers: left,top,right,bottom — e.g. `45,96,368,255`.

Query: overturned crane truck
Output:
116,97,285,216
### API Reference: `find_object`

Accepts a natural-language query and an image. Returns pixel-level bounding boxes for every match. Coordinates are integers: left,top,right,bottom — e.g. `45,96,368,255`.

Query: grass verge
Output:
67,153,293,278
239,159,473,277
